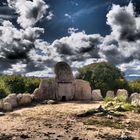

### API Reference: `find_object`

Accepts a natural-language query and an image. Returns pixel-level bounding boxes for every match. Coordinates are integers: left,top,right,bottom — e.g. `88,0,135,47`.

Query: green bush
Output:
129,79,140,93
24,77,41,93
104,96,114,103
76,62,128,97
4,75,26,93
0,75,41,94
0,80,10,99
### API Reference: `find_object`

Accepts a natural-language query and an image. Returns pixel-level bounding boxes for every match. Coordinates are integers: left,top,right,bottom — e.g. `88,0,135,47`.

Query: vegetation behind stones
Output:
0,75,41,99
76,62,129,97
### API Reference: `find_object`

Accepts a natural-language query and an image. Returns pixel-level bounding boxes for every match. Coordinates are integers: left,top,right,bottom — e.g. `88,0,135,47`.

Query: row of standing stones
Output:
0,62,140,112
0,88,140,112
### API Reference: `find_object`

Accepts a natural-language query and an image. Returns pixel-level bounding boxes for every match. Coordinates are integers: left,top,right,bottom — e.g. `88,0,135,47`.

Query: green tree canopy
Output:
76,62,128,97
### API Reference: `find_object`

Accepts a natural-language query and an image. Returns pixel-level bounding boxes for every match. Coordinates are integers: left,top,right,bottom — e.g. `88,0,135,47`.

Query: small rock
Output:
0,112,5,116
3,102,13,112
47,100,57,104
41,100,48,104
107,115,113,119
0,100,3,110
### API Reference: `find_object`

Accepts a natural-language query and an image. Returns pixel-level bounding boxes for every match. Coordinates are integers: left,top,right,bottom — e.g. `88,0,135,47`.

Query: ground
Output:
0,101,140,140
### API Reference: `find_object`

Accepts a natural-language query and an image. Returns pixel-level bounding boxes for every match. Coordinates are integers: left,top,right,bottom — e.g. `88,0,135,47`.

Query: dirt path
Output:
0,101,140,140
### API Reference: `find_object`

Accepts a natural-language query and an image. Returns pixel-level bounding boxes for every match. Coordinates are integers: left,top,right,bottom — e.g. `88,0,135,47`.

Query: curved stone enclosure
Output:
33,61,93,101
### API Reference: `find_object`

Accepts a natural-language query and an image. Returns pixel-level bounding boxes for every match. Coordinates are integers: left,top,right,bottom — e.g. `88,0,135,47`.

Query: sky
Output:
0,0,140,80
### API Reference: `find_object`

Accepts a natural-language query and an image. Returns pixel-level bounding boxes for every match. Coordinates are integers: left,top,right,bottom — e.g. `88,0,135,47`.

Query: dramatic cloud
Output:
0,1,140,78
7,0,49,28
46,2,140,77
0,0,52,75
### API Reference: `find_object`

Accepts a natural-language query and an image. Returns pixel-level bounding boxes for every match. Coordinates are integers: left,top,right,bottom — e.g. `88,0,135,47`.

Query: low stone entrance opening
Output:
61,96,66,102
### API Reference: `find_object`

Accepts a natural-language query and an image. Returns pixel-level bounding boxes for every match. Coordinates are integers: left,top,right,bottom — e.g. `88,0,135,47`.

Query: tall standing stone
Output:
73,80,91,100
55,62,74,101
55,62,74,83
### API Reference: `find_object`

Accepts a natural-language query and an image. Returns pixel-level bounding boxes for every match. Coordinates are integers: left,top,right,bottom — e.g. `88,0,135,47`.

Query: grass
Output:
104,96,114,103
83,118,125,129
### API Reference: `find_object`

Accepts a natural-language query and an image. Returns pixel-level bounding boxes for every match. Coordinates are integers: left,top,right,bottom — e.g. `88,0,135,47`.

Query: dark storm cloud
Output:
0,0,51,74
51,32,102,62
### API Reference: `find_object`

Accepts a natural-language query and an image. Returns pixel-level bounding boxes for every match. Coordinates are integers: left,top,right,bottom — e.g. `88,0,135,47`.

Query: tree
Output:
76,62,128,97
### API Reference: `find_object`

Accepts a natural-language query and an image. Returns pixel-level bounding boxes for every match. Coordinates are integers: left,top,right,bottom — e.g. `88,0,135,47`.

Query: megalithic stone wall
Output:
33,61,92,101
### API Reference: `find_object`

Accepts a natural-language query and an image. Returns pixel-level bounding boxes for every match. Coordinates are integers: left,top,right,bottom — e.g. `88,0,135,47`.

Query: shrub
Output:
129,78,140,93
0,80,10,99
4,75,25,93
1,75,41,94
104,96,114,103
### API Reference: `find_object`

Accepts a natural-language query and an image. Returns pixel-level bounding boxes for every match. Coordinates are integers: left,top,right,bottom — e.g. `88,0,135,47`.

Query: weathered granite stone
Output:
116,89,128,101
106,90,115,98
56,83,74,101
3,94,18,108
3,102,12,112
130,93,140,106
73,80,91,100
18,93,32,106
33,88,43,100
38,79,57,100
55,62,73,83
0,100,3,110
91,89,103,101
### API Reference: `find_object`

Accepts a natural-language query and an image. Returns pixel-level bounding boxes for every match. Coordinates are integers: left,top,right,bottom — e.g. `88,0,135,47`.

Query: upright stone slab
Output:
106,90,115,98
91,89,103,101
73,80,92,100
55,62,73,83
130,93,140,106
38,79,56,100
55,62,74,101
116,89,128,101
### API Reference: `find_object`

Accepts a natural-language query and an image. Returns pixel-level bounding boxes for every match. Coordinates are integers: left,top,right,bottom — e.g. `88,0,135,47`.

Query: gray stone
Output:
130,93,140,106
47,100,57,104
116,89,128,101
3,94,18,108
36,79,57,100
73,80,91,100
18,93,32,106
0,112,5,116
33,88,43,100
55,62,73,83
0,100,3,110
91,89,103,101
106,90,115,98
3,102,13,112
